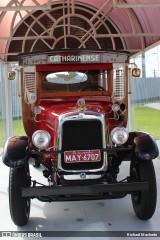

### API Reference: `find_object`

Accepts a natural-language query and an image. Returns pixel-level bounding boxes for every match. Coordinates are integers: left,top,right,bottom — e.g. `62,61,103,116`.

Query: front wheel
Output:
9,164,31,226
130,160,157,220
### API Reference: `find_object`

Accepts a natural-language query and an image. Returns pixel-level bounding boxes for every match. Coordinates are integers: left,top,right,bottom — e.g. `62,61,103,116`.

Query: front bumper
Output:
22,181,148,200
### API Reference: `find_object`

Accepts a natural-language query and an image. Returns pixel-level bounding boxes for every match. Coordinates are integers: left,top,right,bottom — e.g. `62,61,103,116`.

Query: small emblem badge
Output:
80,172,86,179
77,98,86,107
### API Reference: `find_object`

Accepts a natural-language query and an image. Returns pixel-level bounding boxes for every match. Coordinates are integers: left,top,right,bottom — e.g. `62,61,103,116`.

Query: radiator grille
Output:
61,120,103,170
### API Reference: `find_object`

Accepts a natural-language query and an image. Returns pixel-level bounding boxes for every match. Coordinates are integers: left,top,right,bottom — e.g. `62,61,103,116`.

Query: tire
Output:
9,164,31,226
33,159,40,168
130,159,157,220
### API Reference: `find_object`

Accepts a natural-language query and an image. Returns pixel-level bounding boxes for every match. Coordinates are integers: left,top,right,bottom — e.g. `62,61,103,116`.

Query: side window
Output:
99,70,108,90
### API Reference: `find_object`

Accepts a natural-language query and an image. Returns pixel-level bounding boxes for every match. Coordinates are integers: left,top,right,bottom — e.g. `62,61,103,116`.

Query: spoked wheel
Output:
130,159,157,220
9,163,31,226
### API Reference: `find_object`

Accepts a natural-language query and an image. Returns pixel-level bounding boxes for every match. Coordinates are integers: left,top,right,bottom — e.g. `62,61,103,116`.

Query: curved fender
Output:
131,132,159,160
2,136,29,168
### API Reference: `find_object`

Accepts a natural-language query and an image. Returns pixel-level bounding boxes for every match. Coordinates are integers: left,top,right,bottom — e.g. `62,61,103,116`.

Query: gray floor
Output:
0,151,160,240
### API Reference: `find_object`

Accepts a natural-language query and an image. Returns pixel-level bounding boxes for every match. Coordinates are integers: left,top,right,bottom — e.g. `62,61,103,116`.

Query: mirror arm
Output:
128,62,138,68
8,65,23,97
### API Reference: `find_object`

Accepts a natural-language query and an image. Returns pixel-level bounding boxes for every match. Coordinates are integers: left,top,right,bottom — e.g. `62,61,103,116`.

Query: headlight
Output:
32,130,51,149
111,127,129,145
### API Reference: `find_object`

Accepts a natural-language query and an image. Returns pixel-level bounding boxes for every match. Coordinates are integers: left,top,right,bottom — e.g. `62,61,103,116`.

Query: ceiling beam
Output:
96,33,160,38
0,33,159,41
0,6,50,11
0,36,52,40
113,0,119,9
0,53,18,56
114,3,160,9
0,2,52,12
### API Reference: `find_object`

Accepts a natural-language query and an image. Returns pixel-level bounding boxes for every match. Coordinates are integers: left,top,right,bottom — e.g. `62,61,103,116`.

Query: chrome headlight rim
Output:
111,127,129,145
32,130,51,149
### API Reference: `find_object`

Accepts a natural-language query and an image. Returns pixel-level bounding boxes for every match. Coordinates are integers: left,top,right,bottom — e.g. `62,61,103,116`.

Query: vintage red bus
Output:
3,49,159,226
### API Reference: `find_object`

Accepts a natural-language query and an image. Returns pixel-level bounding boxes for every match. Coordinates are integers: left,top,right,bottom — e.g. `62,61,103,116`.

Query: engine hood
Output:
38,96,112,120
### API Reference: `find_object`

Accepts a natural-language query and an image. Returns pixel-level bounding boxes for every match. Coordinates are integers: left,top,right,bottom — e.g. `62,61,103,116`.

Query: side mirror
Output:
8,71,16,80
132,68,141,77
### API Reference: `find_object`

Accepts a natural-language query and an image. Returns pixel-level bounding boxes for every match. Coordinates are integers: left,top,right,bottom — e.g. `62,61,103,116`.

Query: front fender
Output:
129,132,159,160
2,136,29,168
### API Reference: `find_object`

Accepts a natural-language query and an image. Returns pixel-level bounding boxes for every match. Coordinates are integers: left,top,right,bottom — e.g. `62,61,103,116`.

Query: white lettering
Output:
95,154,99,161
77,154,81,161
70,55,76,61
83,154,87,161
49,54,100,63
65,155,72,162
28,233,42,237
67,56,71,61
50,55,61,62
86,154,91,161
72,155,76,161
96,54,100,61
91,55,95,61
90,154,93,160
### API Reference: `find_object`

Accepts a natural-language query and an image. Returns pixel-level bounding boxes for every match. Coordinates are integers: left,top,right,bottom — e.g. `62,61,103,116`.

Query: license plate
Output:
64,150,101,163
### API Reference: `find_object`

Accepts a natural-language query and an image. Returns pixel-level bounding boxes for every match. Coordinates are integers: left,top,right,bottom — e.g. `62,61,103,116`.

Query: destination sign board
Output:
18,50,129,65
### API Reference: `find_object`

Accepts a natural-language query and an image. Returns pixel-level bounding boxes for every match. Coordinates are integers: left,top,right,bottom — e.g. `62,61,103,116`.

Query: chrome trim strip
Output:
63,174,103,180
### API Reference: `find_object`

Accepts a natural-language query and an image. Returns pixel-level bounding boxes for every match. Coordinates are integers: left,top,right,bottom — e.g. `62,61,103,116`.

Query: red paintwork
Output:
37,96,112,132
36,63,113,72
35,96,113,164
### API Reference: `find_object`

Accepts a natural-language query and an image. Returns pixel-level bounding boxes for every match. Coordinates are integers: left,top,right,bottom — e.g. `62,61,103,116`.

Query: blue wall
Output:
131,77,160,103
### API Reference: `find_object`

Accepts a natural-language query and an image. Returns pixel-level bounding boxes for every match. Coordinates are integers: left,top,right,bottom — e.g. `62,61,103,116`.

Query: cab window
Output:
42,69,108,92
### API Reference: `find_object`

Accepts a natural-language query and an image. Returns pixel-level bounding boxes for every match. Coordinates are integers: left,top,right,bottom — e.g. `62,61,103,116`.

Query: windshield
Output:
42,69,108,92
46,71,87,84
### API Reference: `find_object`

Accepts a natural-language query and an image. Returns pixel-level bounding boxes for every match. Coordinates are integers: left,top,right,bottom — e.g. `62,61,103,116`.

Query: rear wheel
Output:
130,159,157,220
9,163,31,226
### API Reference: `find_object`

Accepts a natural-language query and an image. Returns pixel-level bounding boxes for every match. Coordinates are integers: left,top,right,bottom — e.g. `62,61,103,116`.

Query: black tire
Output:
130,159,157,220
9,164,31,226
33,159,40,168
